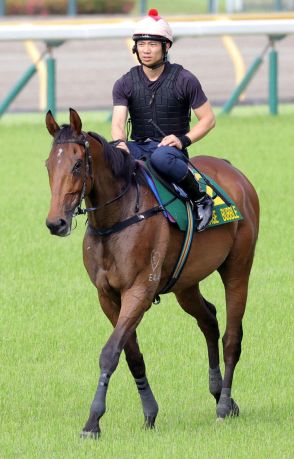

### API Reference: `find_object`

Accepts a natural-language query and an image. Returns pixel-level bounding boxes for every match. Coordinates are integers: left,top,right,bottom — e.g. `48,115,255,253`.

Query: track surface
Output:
0,33,293,112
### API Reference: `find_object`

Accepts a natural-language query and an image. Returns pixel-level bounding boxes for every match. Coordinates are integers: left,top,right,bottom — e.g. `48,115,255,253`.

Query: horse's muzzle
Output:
46,217,70,237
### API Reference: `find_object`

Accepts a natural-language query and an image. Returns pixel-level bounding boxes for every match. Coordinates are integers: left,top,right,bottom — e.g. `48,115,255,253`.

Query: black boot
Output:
178,169,213,232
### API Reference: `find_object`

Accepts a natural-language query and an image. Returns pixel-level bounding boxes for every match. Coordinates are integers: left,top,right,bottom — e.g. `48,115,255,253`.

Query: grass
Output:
132,0,223,15
0,108,293,458
132,0,278,16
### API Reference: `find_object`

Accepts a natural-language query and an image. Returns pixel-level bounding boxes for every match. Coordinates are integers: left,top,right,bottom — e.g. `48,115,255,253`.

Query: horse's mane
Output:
53,125,138,180
88,131,137,180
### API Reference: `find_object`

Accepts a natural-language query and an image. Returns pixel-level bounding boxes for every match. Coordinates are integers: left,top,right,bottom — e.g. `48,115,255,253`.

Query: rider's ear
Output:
46,110,60,137
69,107,82,136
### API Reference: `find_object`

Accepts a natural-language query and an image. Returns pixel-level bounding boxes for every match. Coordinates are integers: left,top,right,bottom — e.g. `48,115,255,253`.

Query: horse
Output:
45,108,259,438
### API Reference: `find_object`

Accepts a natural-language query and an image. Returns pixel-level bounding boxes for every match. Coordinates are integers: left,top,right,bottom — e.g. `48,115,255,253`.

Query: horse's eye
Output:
72,159,83,174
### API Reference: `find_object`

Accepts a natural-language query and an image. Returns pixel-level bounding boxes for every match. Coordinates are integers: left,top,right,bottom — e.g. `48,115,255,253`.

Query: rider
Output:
111,9,215,231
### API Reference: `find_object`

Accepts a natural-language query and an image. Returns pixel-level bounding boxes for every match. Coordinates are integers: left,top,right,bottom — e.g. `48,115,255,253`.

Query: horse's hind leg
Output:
175,285,223,403
124,332,158,428
216,253,254,419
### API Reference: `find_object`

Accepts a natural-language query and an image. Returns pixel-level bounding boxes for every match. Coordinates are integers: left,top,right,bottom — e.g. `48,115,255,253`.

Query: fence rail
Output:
0,17,294,41
0,16,293,116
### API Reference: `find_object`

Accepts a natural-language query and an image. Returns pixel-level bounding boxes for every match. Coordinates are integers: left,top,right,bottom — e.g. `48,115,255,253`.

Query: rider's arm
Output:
157,101,215,150
111,105,130,152
185,101,216,145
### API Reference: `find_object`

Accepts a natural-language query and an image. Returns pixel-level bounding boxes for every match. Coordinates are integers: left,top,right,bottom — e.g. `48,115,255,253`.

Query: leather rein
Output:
54,134,164,237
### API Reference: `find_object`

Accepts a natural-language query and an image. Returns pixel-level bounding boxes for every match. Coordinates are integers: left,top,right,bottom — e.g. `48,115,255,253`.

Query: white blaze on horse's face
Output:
57,148,63,164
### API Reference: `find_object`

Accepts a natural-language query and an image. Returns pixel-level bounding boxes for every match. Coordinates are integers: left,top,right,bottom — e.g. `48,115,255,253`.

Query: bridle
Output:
54,133,139,217
55,133,92,216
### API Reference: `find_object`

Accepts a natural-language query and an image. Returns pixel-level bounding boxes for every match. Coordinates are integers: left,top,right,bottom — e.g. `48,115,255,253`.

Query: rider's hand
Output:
157,135,182,150
117,141,130,154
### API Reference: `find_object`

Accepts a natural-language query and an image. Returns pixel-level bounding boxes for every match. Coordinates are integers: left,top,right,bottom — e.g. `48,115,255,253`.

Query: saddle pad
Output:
147,166,243,232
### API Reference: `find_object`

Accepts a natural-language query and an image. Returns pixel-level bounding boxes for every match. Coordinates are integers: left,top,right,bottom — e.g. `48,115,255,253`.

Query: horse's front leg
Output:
124,332,159,429
81,287,153,439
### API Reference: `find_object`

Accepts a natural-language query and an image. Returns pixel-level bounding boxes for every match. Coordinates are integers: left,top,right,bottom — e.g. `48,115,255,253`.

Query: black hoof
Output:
216,396,240,419
143,415,156,429
230,398,240,416
80,430,100,440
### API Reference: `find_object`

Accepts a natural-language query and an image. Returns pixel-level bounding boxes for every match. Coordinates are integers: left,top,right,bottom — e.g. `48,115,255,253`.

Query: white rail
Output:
0,19,294,41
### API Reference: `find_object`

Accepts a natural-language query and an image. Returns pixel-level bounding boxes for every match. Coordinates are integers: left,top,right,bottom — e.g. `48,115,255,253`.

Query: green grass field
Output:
132,0,223,15
132,0,274,15
0,108,293,458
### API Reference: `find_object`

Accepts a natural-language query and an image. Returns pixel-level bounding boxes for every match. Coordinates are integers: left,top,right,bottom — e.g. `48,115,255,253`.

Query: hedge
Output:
5,0,135,15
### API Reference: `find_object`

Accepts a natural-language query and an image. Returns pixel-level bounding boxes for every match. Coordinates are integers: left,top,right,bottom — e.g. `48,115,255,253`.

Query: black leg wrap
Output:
216,388,240,419
135,376,158,428
209,366,223,402
81,372,110,438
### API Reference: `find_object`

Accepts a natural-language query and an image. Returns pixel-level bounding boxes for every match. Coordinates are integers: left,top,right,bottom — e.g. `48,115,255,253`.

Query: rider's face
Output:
136,40,163,66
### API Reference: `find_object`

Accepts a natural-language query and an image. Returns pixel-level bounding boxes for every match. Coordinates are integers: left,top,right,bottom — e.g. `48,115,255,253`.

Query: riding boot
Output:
178,169,213,232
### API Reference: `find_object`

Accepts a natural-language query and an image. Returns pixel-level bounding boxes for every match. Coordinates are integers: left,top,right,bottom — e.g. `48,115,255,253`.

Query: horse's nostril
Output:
46,218,67,234
59,218,67,228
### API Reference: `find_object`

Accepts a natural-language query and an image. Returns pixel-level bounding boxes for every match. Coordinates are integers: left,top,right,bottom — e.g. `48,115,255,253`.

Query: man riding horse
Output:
111,9,215,231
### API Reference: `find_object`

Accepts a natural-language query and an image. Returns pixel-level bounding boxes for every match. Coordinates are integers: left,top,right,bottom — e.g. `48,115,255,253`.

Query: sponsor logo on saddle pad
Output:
148,168,243,232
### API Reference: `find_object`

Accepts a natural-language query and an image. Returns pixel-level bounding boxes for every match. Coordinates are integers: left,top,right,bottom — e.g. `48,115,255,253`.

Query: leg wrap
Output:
135,376,158,420
209,366,223,396
90,372,110,419
82,372,111,435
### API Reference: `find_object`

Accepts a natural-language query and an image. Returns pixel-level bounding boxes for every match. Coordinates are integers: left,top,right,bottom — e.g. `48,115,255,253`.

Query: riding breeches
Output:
127,140,189,183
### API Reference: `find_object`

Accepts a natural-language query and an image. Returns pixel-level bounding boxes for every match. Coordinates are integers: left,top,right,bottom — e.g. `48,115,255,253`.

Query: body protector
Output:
129,64,191,142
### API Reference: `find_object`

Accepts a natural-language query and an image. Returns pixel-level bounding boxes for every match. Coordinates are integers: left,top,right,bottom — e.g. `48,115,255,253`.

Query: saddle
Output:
142,161,243,232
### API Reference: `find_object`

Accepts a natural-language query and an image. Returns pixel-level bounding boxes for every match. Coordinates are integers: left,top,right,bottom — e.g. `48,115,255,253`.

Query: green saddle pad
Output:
148,166,243,232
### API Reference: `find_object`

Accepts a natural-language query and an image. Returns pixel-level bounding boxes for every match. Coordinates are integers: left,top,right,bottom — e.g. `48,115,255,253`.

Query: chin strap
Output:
143,60,165,70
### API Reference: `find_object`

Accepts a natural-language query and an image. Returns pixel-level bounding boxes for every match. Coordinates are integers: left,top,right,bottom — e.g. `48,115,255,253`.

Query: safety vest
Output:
129,63,191,141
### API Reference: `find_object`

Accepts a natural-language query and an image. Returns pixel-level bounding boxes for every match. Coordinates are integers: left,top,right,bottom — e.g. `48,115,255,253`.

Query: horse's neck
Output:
85,141,135,228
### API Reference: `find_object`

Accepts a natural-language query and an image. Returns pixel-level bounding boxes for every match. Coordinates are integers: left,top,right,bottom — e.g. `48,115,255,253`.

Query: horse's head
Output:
45,108,91,236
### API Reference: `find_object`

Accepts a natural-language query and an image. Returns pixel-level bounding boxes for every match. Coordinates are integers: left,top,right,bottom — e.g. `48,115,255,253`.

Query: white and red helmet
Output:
133,9,173,45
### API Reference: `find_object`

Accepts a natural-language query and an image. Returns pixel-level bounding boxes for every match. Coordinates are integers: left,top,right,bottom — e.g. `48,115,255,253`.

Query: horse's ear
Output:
69,108,82,135
46,110,60,137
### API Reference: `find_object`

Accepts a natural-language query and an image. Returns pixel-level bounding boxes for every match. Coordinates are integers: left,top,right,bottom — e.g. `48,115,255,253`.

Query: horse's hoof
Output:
143,415,156,429
216,396,240,419
230,398,240,416
80,430,100,440
216,417,225,423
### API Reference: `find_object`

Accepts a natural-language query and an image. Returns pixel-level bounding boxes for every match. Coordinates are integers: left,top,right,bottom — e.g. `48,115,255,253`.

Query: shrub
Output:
5,0,135,15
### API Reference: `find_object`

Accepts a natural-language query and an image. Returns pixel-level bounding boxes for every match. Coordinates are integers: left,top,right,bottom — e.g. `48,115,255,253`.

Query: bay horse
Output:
45,108,259,438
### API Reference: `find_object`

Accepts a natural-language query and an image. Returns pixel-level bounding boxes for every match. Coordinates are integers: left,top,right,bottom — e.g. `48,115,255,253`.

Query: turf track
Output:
0,108,293,458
